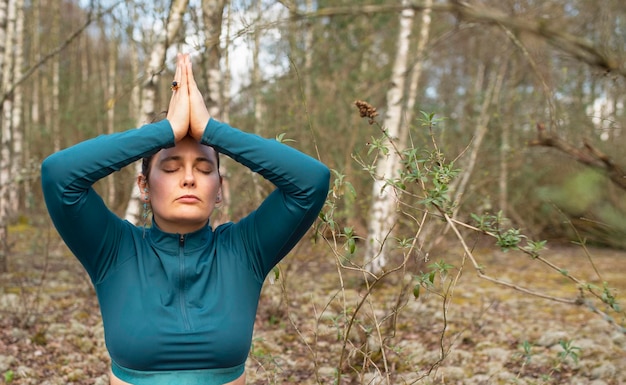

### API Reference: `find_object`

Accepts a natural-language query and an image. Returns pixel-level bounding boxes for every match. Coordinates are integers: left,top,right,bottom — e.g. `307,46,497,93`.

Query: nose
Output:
181,167,196,188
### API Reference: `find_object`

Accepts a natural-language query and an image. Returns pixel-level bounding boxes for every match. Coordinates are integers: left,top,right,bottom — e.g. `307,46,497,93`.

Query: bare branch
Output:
530,123,626,191
1,0,125,106
288,1,625,77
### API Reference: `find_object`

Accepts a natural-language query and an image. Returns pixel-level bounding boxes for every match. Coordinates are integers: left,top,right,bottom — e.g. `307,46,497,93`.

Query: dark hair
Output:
141,146,220,182
141,111,220,181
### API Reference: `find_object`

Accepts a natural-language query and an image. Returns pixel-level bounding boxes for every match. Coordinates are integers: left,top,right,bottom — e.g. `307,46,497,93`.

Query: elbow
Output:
311,161,331,204
40,153,63,195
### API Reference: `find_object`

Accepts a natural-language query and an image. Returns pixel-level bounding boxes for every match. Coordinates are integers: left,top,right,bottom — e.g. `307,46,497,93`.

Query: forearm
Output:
202,118,330,276
42,120,175,195
202,118,329,202
41,120,175,280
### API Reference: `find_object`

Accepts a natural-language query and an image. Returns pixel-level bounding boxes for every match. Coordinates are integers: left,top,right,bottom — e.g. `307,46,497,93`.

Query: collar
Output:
147,220,213,253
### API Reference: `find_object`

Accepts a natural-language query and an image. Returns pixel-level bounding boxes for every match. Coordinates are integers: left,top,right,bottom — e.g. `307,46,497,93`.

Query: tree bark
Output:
1,0,16,215
0,0,12,273
200,0,229,227
364,0,414,275
402,0,432,133
249,0,264,206
50,0,60,152
201,0,225,119
25,0,40,210
124,0,190,224
9,0,23,216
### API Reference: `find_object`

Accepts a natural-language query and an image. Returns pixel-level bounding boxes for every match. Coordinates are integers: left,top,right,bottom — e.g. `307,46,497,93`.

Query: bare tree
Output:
200,0,230,227
0,0,13,273
50,0,60,152
0,0,23,273
124,0,190,223
201,0,226,119
9,0,23,215
364,0,433,274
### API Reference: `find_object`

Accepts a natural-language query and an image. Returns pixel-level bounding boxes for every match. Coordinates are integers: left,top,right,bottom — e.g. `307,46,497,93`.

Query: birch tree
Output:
364,0,431,275
0,0,23,273
0,0,12,273
50,0,60,152
201,0,225,119
25,0,40,208
9,0,23,215
0,0,15,223
249,0,264,206
124,0,189,223
200,0,230,226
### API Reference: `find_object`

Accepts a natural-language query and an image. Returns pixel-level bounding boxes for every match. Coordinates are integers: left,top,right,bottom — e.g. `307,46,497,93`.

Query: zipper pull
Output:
179,234,185,246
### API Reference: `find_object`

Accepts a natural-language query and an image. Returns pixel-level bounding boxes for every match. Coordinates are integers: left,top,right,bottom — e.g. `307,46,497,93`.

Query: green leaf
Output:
4,370,14,383
413,285,420,299
275,132,295,143
348,238,356,254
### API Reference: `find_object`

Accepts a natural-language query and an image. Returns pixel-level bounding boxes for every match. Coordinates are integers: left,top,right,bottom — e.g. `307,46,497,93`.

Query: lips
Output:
176,195,200,203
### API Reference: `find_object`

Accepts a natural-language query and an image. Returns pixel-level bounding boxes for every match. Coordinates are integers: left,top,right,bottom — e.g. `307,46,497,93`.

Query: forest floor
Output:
0,224,625,385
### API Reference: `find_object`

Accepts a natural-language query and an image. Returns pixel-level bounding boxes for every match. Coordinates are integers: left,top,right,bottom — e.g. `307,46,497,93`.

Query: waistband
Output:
111,360,245,385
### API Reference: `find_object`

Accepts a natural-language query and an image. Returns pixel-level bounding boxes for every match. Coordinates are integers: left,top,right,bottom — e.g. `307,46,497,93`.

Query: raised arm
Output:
41,120,176,282
184,53,329,278
203,119,330,279
42,54,196,281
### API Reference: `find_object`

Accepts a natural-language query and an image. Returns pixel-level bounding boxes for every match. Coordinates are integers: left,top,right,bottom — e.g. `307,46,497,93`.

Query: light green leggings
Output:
111,361,245,385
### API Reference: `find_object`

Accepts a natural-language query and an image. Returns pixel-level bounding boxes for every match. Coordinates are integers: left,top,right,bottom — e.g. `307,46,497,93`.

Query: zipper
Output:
178,234,191,330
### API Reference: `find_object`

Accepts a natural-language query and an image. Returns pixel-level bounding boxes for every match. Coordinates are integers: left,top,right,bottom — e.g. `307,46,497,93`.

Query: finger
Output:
181,54,191,93
186,54,197,89
171,53,183,92
176,53,183,81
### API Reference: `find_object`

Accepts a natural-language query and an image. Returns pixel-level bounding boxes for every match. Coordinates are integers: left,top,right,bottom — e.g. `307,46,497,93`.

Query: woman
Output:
41,53,330,385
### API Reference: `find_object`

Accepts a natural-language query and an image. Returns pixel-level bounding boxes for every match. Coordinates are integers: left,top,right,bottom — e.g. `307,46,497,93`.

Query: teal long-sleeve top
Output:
41,118,330,372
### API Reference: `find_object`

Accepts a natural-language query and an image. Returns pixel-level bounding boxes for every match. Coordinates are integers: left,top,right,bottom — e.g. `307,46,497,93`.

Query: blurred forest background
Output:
0,0,625,271
0,1,625,384
1,0,625,274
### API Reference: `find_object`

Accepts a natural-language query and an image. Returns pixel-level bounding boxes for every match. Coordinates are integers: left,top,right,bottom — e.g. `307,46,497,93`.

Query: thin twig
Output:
1,1,126,106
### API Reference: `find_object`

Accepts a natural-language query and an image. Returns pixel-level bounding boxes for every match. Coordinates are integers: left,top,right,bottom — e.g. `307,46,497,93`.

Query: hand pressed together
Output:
166,53,212,143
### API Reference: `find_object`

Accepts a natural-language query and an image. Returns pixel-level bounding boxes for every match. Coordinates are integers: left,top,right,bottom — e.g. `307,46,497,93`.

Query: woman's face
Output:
140,136,222,234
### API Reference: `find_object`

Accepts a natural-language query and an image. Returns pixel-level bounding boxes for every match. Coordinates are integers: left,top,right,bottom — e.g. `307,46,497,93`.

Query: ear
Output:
137,175,150,202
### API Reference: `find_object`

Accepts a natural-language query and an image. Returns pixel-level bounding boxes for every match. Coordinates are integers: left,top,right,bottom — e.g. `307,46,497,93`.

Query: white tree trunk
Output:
201,0,225,120
25,0,40,208
248,0,264,206
124,0,189,223
0,0,13,273
1,0,16,220
403,0,432,133
200,0,229,227
51,0,60,152
364,0,415,275
9,0,23,215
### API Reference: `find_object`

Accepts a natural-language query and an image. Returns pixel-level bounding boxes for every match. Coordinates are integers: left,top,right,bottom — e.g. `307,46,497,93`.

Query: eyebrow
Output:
158,155,215,165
